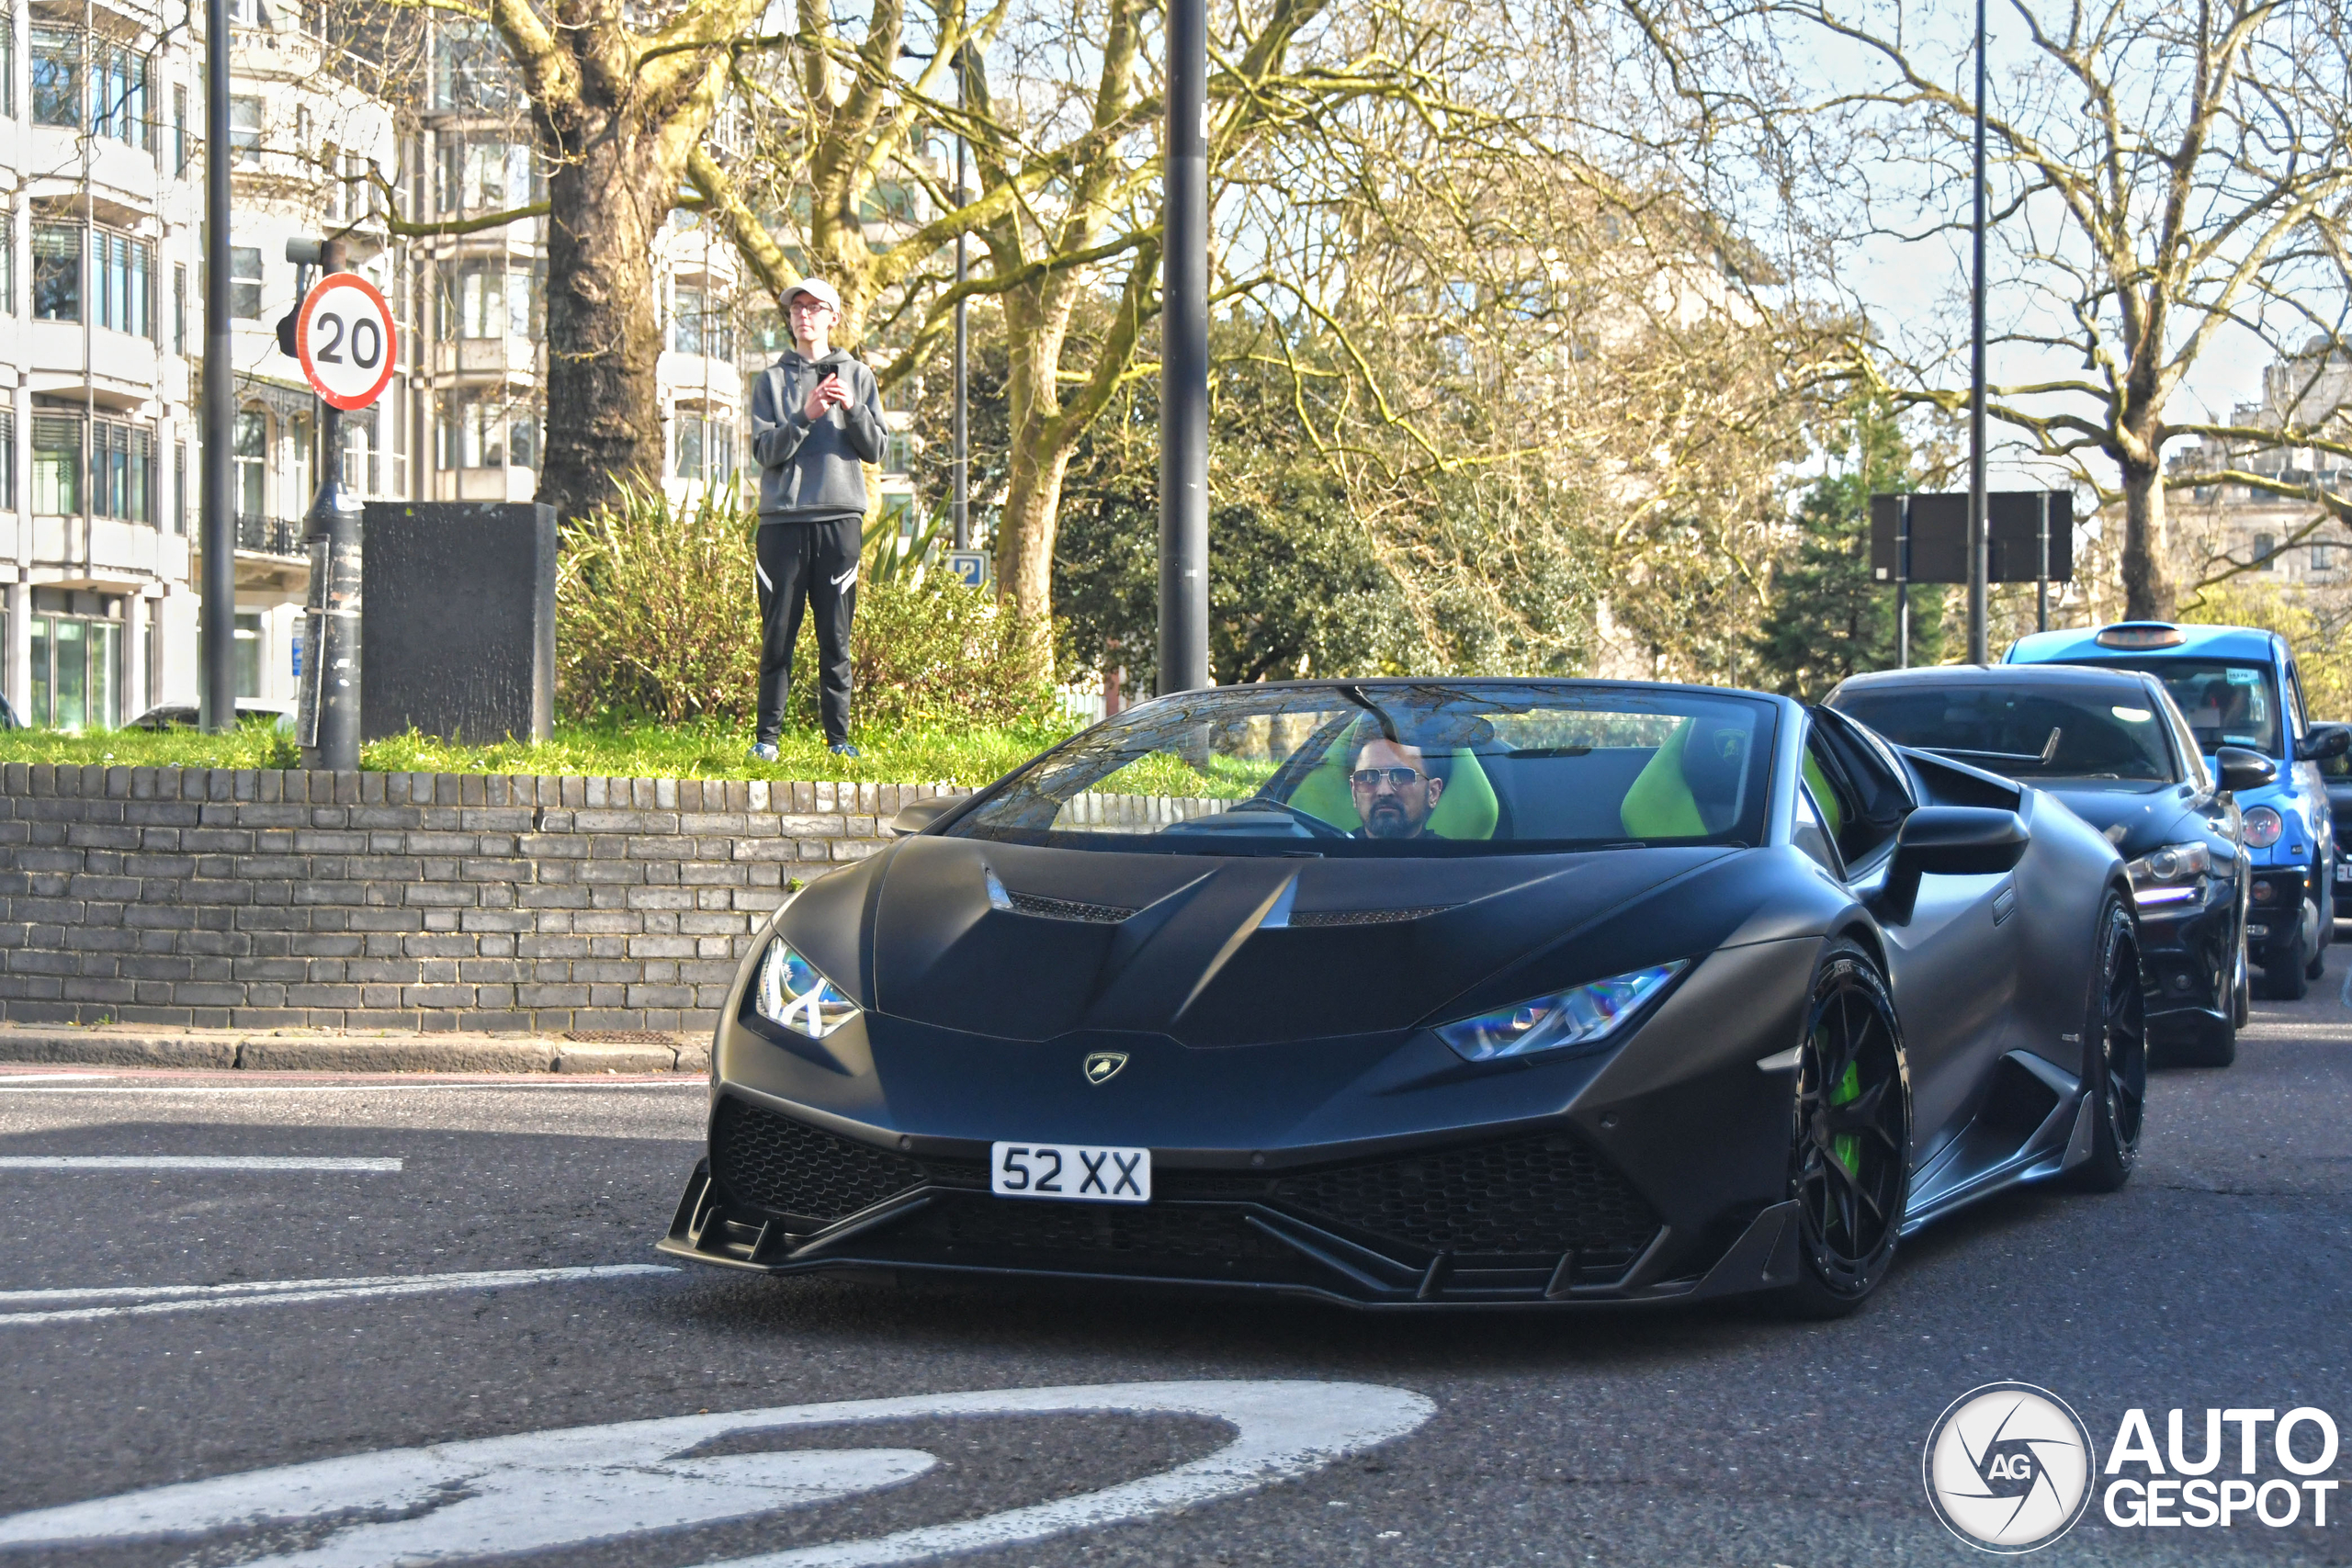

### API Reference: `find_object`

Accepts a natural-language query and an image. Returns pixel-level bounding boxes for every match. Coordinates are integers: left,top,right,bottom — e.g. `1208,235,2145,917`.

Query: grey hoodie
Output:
750,346,888,524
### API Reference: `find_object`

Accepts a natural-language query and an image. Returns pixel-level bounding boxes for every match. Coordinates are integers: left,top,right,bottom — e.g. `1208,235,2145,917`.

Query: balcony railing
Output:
236,514,303,557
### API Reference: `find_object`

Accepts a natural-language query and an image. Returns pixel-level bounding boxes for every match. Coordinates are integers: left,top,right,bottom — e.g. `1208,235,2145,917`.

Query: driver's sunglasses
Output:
1349,766,1428,788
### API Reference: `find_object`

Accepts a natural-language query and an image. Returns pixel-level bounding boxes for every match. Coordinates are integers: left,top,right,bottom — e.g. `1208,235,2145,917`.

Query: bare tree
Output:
1631,0,2352,620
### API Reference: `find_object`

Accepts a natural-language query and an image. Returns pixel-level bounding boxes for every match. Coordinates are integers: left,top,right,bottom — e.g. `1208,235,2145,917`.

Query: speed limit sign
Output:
293,273,398,412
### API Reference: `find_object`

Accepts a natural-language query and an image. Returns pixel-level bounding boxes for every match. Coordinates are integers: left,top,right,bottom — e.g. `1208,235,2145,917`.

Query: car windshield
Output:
1836,684,2177,783
2055,658,2281,757
944,682,1780,855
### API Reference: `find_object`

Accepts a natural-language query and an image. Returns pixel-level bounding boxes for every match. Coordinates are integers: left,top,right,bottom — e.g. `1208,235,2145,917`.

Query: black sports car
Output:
1830,663,2267,1067
662,681,2144,1315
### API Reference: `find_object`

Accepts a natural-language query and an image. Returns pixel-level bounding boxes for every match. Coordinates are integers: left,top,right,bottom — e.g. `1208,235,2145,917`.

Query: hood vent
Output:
1287,905,1453,928
983,866,1136,924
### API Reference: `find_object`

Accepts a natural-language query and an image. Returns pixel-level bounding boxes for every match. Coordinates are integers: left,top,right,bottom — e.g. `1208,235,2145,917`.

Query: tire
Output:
2265,918,2312,1000
2308,907,2327,981
1770,940,1912,1320
2233,938,2251,1028
2067,896,2147,1190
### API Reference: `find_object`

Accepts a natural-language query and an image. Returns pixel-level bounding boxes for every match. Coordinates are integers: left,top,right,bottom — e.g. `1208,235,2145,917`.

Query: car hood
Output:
784,836,1743,1047
2040,783,2195,859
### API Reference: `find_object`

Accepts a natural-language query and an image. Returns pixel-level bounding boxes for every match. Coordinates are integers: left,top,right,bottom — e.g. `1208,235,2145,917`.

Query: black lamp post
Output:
1157,0,1209,694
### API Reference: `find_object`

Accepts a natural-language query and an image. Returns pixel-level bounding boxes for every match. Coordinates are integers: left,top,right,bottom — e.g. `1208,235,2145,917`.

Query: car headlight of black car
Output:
1435,962,1685,1064
2126,841,2211,909
750,936,860,1039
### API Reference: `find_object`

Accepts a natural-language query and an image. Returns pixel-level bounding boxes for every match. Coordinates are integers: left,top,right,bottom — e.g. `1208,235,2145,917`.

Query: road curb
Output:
0,1026,711,1076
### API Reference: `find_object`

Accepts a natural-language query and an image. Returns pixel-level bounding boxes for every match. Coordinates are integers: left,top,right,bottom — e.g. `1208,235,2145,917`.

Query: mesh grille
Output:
1288,906,1452,928
710,1099,928,1224
1269,1132,1658,1257
1007,891,1136,923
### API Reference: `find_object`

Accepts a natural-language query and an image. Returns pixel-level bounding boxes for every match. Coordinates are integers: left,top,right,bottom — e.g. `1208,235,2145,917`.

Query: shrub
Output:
558,481,1060,735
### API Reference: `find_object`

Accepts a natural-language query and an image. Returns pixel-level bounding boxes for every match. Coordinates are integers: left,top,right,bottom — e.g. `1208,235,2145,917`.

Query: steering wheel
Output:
1219,796,1351,839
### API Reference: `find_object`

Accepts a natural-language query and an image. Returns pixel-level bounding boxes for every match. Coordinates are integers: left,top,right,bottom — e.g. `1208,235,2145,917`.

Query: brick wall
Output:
0,766,969,1032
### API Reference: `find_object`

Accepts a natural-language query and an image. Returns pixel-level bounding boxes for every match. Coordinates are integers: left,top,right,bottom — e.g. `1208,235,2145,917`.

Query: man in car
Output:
1350,737,1447,839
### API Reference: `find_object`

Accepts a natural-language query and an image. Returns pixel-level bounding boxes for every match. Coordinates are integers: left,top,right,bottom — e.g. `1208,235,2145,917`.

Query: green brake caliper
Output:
1830,1060,1862,1177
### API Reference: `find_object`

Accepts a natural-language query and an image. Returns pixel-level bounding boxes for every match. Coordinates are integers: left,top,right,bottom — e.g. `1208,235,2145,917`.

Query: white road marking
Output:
0,1379,1436,1567
0,1156,401,1171
0,1072,111,1081
0,1265,675,1326
0,1079,702,1094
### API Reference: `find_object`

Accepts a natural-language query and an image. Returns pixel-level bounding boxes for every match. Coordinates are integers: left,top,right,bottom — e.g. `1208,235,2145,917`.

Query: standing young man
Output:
747,278,888,760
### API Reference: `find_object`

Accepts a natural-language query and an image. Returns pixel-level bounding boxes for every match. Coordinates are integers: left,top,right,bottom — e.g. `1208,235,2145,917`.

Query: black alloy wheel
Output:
2069,894,2148,1189
1776,940,1911,1319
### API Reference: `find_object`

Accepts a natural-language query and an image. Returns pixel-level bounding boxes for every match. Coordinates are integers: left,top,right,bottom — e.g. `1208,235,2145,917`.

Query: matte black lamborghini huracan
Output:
661,681,2146,1315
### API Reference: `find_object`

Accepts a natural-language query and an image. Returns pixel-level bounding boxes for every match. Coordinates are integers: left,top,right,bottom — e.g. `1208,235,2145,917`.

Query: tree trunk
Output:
2118,447,2177,622
536,118,670,525
998,438,1077,639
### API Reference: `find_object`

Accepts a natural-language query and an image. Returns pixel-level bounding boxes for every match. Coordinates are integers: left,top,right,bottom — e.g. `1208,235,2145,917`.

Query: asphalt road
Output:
4,976,2352,1566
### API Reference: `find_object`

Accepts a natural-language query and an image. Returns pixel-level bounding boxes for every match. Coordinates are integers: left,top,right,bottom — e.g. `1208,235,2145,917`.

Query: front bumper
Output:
2245,867,2312,965
656,1100,1804,1308
2132,879,2242,1033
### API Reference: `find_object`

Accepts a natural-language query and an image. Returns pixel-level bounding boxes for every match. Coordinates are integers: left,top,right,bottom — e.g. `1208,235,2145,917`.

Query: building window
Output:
31,415,76,513
31,222,78,321
439,260,529,340
673,411,703,478
0,7,17,118
174,439,185,533
0,209,14,314
671,287,733,357
88,419,153,522
91,42,148,148
2313,542,2335,572
173,263,185,351
435,137,534,212
26,592,122,730
234,408,266,519
229,94,260,165
0,410,17,510
173,83,186,174
30,27,77,127
95,231,151,337
673,411,733,481
229,245,260,319
234,611,260,700
2253,532,2277,570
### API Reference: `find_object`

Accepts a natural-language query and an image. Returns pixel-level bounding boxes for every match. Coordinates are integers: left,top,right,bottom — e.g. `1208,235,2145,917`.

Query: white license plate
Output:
989,1142,1150,1203
2335,863,2349,884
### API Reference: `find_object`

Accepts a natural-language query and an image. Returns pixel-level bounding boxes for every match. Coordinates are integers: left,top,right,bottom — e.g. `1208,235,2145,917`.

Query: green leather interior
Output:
1618,720,1706,839
1289,733,1499,840
1802,752,1845,840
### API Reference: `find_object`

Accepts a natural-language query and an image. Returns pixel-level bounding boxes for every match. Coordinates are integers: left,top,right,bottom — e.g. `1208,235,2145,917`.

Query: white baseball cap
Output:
782,277,843,315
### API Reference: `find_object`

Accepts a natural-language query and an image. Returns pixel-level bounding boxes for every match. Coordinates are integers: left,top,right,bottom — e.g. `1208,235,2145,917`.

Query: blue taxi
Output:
2007,622,2351,998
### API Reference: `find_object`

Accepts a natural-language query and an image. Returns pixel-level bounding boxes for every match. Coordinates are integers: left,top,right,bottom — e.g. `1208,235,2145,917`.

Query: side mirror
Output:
2216,746,2278,795
888,797,956,837
1876,807,2030,925
2296,724,2351,762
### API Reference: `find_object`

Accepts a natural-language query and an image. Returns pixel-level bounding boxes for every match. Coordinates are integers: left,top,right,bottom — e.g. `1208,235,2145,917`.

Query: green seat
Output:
1619,720,1705,838
1289,738,1498,840
1802,752,1845,840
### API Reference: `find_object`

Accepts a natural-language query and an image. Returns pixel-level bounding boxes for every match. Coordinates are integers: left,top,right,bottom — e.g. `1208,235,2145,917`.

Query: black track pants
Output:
754,517,858,745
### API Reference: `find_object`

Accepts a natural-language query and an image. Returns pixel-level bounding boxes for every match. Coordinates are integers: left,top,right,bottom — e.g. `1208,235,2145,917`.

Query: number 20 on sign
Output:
294,274,398,412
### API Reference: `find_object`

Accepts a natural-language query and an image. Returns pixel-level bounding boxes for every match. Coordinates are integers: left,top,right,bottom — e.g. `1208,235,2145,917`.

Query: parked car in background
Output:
126,702,296,734
2322,742,2352,926
2006,622,2350,1000
1831,663,2261,1066
0,694,17,730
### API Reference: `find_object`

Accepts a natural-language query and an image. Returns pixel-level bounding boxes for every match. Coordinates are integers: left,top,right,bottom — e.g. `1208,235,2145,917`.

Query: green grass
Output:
0,716,1085,785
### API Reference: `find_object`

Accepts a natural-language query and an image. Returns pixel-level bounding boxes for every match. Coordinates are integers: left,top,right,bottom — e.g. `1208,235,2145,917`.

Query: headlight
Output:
2126,841,2211,908
2244,807,2284,848
751,937,859,1039
1436,963,1685,1064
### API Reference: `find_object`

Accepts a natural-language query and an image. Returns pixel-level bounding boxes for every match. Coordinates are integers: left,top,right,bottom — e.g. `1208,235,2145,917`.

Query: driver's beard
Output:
1364,802,1412,838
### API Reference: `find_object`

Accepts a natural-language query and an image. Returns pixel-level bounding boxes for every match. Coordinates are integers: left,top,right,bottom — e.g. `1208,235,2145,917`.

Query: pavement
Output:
0,1023,708,1076
4,975,2352,1564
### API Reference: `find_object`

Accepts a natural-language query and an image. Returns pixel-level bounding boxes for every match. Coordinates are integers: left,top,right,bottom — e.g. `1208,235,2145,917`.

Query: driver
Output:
1348,737,1446,840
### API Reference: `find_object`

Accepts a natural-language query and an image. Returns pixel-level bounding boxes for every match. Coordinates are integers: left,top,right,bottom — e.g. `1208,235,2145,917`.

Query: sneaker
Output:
749,742,779,762
828,740,862,759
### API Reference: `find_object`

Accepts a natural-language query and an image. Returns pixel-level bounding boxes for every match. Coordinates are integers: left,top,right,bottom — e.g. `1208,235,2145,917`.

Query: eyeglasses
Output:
1349,766,1428,789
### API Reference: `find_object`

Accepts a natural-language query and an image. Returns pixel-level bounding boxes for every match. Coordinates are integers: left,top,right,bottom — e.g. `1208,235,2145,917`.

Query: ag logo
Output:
1923,1382,2094,1552
1083,1051,1128,1085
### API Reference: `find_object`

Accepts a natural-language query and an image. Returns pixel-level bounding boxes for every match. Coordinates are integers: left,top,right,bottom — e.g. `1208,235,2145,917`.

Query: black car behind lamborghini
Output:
1831,663,2265,1066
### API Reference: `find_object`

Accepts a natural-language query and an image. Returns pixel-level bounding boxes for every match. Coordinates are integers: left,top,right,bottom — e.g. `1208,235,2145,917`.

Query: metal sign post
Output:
284,243,397,770
1897,495,1911,670
2036,491,2051,632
